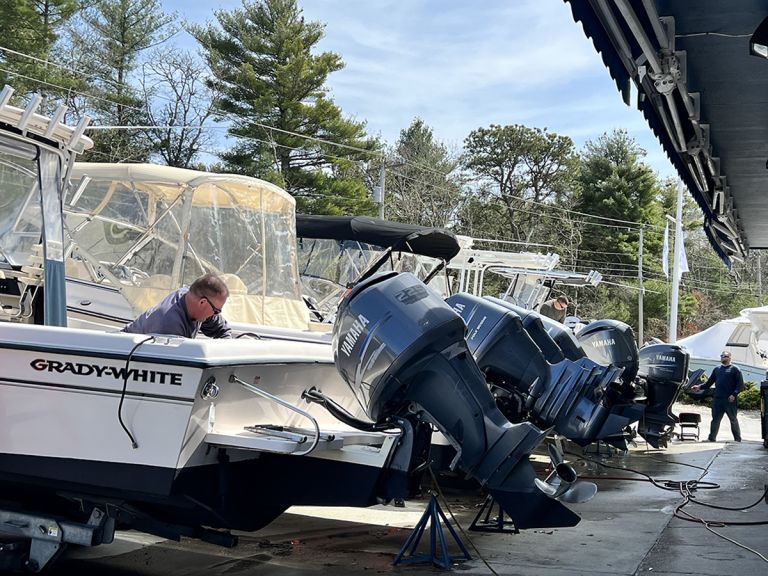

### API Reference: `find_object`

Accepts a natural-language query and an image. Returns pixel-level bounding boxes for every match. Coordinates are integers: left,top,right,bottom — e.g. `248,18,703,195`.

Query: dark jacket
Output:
122,288,231,339
700,364,744,399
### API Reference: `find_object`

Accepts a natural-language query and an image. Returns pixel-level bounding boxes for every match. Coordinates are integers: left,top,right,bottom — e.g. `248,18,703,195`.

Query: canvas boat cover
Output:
678,305,768,369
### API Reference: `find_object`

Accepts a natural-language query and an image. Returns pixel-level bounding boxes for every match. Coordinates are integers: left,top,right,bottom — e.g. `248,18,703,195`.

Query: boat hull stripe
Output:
0,341,331,369
0,377,194,403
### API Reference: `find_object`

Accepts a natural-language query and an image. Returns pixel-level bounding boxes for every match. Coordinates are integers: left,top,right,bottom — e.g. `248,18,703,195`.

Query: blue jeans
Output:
709,397,741,441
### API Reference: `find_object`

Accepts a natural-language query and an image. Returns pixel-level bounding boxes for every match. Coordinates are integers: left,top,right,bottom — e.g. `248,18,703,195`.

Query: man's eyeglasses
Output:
720,354,731,358
203,296,222,315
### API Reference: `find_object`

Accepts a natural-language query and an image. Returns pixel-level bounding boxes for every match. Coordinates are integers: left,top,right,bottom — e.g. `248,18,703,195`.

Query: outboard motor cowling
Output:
577,320,639,384
333,272,581,529
481,299,565,363
487,298,586,361
447,294,549,401
636,344,689,447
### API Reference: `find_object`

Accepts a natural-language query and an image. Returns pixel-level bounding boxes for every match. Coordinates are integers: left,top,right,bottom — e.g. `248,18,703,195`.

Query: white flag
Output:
678,221,689,279
662,221,669,278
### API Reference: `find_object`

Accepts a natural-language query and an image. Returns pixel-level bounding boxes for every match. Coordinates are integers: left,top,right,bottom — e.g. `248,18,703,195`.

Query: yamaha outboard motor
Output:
482,299,570,363
577,320,639,385
636,344,689,447
575,319,645,448
333,272,585,529
681,368,711,400
448,293,634,445
486,299,586,361
537,314,587,361
488,298,594,364
487,300,587,362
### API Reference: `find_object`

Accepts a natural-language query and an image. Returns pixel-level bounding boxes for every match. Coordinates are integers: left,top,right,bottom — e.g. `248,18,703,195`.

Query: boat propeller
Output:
533,443,597,504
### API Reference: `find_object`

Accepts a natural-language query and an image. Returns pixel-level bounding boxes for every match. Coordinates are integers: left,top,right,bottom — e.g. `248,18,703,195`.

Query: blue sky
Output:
163,0,675,178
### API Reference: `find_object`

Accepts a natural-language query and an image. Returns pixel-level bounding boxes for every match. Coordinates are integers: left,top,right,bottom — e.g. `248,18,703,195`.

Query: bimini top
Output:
72,162,292,210
296,215,461,261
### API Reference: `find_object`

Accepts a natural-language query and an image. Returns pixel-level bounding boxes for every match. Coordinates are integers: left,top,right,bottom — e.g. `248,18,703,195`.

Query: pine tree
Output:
192,0,379,214
0,0,80,98
70,0,174,162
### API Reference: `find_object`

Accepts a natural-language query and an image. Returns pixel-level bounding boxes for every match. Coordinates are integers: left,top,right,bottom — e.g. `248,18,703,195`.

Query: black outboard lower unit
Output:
333,272,584,529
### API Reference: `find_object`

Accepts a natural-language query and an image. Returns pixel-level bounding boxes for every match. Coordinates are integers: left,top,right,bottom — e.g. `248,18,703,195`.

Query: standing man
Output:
691,350,743,442
123,273,232,339
538,295,569,323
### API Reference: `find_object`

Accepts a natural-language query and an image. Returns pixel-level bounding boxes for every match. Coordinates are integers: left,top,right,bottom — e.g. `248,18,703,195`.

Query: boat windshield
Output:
298,238,440,321
64,164,309,329
0,135,41,268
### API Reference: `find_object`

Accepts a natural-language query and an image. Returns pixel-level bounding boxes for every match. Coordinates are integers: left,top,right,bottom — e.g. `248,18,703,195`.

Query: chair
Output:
678,412,701,441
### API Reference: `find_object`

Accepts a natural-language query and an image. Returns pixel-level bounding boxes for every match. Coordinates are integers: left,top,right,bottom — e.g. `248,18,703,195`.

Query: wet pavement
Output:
53,405,768,575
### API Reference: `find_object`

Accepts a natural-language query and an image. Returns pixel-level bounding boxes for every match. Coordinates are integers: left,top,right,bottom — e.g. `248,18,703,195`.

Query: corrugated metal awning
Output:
564,0,768,267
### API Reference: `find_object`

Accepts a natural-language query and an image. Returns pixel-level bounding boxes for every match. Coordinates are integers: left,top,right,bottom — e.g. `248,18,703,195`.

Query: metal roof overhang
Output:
565,0,768,267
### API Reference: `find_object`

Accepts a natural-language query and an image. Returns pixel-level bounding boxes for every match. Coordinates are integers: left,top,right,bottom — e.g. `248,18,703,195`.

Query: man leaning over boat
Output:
122,273,232,339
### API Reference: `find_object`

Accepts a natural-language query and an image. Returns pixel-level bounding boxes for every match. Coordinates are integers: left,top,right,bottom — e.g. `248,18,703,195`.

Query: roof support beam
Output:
613,0,734,215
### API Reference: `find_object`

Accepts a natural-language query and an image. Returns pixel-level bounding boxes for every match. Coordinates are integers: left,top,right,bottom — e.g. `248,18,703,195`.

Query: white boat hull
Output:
0,323,404,533
687,356,766,385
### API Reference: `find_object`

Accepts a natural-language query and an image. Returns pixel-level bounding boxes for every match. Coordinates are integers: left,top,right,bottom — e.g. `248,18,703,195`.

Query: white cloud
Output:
164,0,677,177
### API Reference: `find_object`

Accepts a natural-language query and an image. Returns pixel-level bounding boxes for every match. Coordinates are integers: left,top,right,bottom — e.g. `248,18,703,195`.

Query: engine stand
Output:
393,493,471,569
468,494,519,533
583,439,615,458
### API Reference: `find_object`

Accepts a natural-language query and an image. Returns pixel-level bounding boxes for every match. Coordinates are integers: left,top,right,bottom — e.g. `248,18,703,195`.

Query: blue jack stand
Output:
393,493,471,569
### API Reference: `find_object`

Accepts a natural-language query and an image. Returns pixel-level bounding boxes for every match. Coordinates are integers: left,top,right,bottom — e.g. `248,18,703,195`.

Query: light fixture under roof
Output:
750,16,768,58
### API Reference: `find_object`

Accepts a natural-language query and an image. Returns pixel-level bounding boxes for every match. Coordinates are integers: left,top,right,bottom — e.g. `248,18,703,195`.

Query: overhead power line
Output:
0,44,115,85
0,67,145,112
0,47,709,244
601,280,661,294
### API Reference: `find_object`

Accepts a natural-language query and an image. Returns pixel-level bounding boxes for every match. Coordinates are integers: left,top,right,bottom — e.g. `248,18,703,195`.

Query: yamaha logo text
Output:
340,314,370,357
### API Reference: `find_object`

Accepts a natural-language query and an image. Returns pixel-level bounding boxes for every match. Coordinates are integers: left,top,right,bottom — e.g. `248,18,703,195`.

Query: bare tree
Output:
140,48,217,168
64,0,176,162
